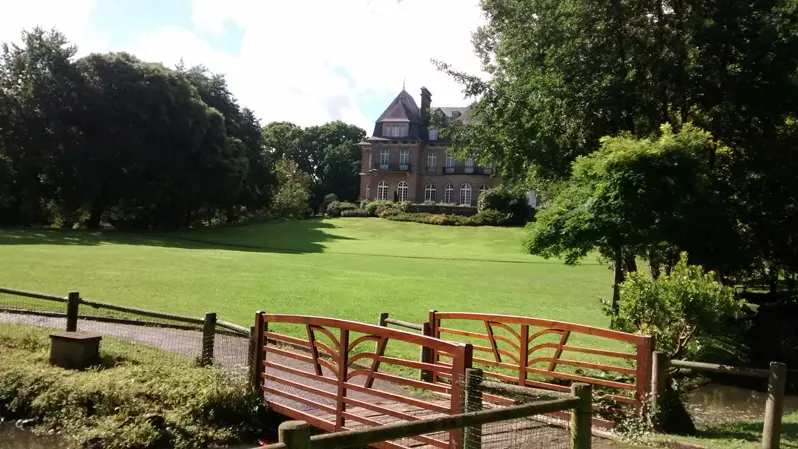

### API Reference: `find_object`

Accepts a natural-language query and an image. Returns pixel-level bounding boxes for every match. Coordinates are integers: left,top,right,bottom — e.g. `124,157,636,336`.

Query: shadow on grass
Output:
0,219,354,255
696,421,798,448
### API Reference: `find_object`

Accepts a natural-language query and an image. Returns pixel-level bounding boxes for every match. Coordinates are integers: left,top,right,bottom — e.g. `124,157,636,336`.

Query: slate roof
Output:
375,90,421,123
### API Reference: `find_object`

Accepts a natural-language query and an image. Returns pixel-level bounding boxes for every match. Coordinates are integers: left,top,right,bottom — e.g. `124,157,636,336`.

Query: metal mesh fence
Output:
0,287,252,375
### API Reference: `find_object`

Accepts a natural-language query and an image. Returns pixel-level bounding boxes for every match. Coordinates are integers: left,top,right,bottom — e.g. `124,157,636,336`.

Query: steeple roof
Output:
375,90,421,123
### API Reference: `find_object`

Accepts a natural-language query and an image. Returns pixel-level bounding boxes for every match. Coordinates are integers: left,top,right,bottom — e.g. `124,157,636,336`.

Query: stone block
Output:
49,332,101,369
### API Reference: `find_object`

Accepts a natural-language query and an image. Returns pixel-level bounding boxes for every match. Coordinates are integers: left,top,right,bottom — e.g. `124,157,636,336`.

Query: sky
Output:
0,0,487,134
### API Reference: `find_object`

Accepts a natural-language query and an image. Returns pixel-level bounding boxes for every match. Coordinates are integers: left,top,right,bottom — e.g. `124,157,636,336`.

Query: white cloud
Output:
0,0,103,53
185,0,487,132
1,0,488,134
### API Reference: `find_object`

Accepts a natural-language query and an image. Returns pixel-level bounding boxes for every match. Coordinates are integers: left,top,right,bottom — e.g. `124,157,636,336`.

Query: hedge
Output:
326,201,359,217
381,210,513,227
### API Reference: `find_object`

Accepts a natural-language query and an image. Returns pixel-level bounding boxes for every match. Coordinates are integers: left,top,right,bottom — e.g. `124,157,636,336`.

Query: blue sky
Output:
2,0,485,132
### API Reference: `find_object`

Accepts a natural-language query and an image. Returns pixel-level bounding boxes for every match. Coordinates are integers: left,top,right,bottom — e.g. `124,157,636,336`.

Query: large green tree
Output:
526,125,740,311
440,0,798,280
0,28,276,229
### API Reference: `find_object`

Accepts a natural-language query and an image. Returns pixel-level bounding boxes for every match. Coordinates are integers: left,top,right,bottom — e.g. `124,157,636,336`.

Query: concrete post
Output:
651,351,669,427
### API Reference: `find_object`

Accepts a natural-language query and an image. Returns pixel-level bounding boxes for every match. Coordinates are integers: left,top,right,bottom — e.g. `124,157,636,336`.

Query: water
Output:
0,423,62,449
685,383,798,425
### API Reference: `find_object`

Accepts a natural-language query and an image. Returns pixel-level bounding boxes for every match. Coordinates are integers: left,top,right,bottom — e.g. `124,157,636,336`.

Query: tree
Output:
439,0,798,281
525,124,740,313
271,157,312,219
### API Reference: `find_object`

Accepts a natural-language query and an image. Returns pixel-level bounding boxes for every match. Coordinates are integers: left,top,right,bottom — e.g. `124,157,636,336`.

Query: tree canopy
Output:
0,28,366,228
442,0,798,284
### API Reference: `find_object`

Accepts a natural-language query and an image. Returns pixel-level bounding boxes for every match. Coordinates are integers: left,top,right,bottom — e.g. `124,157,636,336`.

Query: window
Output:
479,185,490,195
384,124,407,138
460,183,472,206
399,149,409,169
465,157,474,173
427,151,437,168
397,181,408,202
485,161,493,174
445,153,455,167
377,181,389,200
444,184,454,204
380,149,389,169
429,128,439,140
425,184,436,202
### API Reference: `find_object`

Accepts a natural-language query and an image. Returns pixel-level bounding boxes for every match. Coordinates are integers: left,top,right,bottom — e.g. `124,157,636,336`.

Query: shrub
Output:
362,200,394,217
478,185,533,224
374,204,395,216
609,252,745,359
396,201,412,212
340,209,371,218
378,208,401,218
381,212,469,226
326,201,359,217
467,209,513,226
320,193,338,214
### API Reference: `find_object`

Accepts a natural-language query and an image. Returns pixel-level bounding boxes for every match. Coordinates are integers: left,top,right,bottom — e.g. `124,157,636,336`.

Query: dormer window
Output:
429,128,439,140
384,124,407,138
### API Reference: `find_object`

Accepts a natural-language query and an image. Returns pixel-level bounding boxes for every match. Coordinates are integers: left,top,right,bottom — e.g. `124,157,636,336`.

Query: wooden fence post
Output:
762,362,787,449
248,325,256,390
200,312,216,366
464,368,484,449
278,420,311,449
635,335,654,414
66,291,80,332
251,311,265,392
651,351,669,427
570,383,592,449
378,312,389,327
420,321,433,382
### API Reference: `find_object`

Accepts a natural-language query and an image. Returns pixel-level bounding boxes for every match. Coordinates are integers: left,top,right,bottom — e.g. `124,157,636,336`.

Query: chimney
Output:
420,87,432,126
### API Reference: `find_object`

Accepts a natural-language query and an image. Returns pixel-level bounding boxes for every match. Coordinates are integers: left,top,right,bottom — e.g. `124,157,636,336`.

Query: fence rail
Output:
0,286,251,369
651,351,787,449
264,381,593,449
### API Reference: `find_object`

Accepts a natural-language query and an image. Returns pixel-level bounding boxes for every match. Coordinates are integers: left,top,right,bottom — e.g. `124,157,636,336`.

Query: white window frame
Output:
479,185,490,195
380,149,389,169
460,183,472,206
424,184,436,202
444,184,454,204
377,181,389,200
427,151,437,168
445,153,455,167
399,149,409,169
397,181,408,202
465,157,474,174
429,128,439,140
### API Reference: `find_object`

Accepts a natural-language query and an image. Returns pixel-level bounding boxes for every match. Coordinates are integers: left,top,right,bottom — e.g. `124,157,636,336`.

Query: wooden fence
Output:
651,352,788,449
253,313,474,449
0,286,250,366
263,380,594,449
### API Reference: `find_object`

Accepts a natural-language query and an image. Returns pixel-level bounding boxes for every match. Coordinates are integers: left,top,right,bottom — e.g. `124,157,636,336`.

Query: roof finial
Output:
402,77,406,91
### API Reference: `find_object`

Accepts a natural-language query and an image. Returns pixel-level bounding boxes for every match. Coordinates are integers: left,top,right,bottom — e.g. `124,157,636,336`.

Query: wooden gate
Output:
428,311,653,428
253,313,473,448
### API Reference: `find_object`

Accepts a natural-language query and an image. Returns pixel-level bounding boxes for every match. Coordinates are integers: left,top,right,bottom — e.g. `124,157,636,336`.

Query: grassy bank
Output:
651,414,798,449
0,323,267,449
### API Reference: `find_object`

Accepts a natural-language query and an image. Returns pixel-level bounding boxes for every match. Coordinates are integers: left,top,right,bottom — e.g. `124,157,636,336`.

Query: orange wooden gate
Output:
253,313,473,448
428,311,653,428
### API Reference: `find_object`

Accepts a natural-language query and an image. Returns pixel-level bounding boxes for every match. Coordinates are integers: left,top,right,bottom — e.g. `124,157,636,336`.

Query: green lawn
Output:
653,412,798,449
0,218,613,331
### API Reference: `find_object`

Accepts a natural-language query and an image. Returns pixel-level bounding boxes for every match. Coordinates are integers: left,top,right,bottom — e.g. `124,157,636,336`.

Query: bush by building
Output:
478,186,534,224
325,201,359,217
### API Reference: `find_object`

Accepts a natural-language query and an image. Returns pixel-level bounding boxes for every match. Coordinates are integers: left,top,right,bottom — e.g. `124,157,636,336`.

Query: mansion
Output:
358,87,500,205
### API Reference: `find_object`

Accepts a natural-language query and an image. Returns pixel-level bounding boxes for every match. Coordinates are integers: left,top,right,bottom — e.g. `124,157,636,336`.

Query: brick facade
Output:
359,88,501,205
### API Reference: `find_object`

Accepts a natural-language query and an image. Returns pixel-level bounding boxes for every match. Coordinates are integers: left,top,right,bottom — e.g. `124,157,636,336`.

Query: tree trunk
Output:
611,248,624,321
649,248,661,280
624,252,638,274
86,200,105,230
